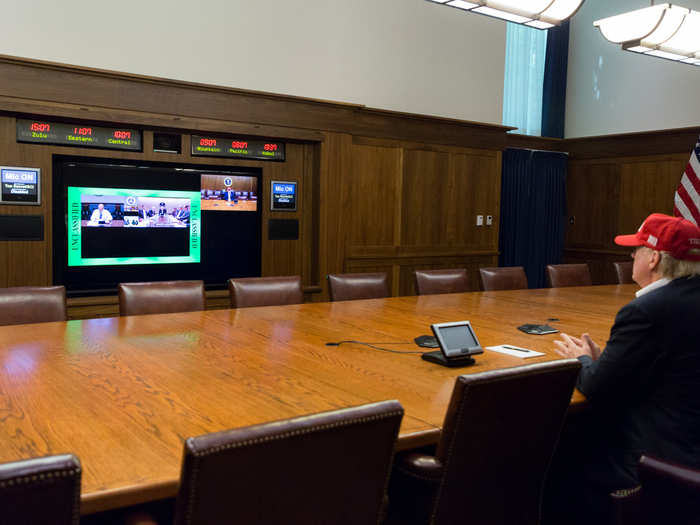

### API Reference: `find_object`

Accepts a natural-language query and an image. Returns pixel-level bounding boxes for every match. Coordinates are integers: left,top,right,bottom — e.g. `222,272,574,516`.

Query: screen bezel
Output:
52,156,262,295
431,321,484,358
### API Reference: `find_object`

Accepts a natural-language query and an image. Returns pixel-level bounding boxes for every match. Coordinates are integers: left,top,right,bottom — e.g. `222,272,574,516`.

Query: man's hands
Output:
554,333,601,360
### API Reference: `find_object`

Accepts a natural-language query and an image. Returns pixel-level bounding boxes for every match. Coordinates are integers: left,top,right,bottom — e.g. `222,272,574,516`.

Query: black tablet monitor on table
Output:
422,321,484,368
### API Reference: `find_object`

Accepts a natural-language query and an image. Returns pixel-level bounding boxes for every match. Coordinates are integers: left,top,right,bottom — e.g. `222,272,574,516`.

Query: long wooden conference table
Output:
0,284,636,514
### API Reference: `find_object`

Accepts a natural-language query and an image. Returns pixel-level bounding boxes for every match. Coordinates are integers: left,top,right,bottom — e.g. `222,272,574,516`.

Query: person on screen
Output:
223,187,237,202
553,213,700,523
89,203,113,224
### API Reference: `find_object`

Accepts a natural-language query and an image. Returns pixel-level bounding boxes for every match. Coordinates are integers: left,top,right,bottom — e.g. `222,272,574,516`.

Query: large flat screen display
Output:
67,187,201,266
53,158,261,294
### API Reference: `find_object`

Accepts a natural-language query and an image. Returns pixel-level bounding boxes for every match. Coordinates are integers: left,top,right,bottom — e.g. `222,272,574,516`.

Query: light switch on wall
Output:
486,215,493,226
476,215,484,226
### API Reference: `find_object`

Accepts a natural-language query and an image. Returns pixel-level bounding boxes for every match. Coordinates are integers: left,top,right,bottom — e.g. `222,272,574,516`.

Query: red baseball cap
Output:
615,213,700,261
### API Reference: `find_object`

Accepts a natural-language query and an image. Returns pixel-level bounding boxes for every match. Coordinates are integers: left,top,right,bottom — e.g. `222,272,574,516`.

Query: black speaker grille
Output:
268,219,299,240
0,215,44,240
153,132,181,154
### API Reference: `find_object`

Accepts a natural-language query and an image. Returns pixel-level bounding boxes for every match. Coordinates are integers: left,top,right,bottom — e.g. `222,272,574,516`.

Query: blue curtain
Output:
502,23,547,136
542,21,570,138
499,149,568,288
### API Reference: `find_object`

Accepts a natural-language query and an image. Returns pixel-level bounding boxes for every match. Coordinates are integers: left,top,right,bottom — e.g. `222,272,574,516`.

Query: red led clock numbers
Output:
17,119,142,151
191,134,285,161
30,122,50,132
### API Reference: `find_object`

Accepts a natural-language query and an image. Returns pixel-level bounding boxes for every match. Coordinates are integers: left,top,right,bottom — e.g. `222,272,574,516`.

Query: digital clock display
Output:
191,135,285,161
17,119,142,151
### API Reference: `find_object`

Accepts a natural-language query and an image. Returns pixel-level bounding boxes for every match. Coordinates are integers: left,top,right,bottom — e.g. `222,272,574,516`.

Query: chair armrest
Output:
395,453,444,482
610,486,643,525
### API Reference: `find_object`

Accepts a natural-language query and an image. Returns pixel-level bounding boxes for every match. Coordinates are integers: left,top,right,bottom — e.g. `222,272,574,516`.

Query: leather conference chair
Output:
118,280,205,316
327,272,389,301
414,269,468,296
387,360,581,525
546,263,592,288
611,456,700,525
0,454,81,525
613,261,634,284
0,286,67,326
129,400,403,525
228,276,303,308
479,266,529,291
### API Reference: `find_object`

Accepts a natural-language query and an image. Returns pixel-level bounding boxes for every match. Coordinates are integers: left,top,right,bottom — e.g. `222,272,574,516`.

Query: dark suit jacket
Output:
577,276,700,486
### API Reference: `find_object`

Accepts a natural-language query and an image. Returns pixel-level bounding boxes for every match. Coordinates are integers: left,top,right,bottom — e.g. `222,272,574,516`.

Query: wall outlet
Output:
476,215,484,226
486,215,493,226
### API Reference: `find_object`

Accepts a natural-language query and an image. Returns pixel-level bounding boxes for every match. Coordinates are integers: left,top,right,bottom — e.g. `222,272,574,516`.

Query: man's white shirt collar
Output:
635,277,671,298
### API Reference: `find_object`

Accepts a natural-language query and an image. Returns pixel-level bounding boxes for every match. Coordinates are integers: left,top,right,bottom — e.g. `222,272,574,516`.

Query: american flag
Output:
674,136,700,226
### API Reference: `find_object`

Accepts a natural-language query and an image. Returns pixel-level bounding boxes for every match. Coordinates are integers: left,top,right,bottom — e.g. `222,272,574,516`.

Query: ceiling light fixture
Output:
594,3,700,66
425,0,586,29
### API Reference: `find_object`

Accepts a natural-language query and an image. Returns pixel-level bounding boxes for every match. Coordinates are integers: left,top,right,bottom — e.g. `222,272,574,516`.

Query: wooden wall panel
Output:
565,161,620,250
617,155,687,235
452,153,500,250
349,145,401,246
401,150,451,246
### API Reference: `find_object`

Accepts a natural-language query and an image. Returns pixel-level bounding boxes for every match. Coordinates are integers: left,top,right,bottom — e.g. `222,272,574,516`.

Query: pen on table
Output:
502,345,531,353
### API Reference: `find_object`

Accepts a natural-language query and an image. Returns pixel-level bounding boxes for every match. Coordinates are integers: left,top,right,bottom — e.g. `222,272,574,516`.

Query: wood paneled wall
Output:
562,128,699,284
0,55,504,313
319,136,501,297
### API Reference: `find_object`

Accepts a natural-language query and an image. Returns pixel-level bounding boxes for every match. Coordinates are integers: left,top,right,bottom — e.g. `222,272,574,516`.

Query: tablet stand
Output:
421,351,476,368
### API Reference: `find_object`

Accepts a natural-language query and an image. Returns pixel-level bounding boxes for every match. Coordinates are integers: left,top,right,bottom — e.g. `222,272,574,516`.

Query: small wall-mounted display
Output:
271,181,297,211
200,174,258,212
16,119,141,151
0,166,41,205
192,135,285,161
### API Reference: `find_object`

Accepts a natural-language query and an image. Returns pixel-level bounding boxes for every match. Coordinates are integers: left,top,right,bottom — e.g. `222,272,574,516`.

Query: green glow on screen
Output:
67,186,201,267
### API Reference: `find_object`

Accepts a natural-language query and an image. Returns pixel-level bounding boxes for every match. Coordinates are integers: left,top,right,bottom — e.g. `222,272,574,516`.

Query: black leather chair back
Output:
228,276,303,308
0,286,67,326
546,264,592,288
118,280,205,316
639,455,700,525
613,261,634,284
174,400,403,525
432,360,581,524
327,272,389,301
415,269,468,296
0,454,81,524
479,267,528,291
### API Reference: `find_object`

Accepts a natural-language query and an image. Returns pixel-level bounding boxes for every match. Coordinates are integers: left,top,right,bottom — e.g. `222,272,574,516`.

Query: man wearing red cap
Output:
553,213,700,520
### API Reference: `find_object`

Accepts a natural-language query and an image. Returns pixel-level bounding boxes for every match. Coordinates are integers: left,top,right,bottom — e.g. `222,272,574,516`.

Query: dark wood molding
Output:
505,133,567,153
566,127,700,159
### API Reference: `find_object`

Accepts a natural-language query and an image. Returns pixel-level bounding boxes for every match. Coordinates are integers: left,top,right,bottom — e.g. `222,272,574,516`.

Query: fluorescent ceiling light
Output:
426,0,585,28
594,4,700,66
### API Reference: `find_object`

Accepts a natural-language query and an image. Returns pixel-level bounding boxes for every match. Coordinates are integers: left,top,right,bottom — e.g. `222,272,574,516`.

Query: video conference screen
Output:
53,158,262,293
67,187,201,266
200,174,258,212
